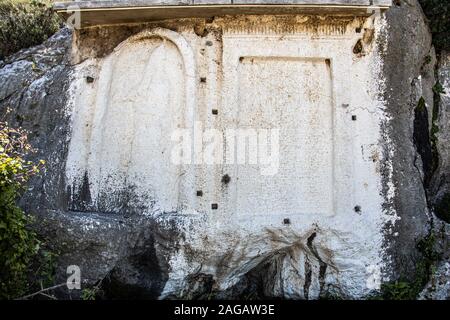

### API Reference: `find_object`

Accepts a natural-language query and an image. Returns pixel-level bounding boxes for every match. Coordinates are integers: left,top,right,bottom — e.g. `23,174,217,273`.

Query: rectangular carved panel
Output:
233,57,334,216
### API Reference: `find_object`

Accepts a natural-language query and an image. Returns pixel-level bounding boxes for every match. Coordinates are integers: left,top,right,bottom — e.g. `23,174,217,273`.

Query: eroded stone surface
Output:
63,15,393,300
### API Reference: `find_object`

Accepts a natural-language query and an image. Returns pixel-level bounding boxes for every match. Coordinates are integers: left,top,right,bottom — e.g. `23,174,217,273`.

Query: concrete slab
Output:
53,0,392,28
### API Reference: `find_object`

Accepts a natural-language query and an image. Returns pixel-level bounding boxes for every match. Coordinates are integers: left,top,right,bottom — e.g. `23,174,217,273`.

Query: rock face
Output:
431,51,450,223
380,0,436,283
420,50,450,300
0,28,73,214
0,0,448,299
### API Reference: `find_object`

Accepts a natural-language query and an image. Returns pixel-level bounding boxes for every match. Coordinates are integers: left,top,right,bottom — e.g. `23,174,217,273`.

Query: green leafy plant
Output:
0,0,61,59
81,279,105,300
380,281,415,300
0,122,46,299
81,288,98,301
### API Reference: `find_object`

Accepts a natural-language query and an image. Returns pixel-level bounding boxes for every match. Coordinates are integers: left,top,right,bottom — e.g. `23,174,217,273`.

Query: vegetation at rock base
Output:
0,0,61,60
377,234,441,300
419,0,450,52
0,122,55,299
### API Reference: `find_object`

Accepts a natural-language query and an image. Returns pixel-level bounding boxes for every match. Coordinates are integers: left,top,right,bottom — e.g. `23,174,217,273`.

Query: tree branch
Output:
17,283,66,300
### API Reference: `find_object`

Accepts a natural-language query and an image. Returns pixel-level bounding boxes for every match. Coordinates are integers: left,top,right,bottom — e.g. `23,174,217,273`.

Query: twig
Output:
17,283,66,300
37,292,57,300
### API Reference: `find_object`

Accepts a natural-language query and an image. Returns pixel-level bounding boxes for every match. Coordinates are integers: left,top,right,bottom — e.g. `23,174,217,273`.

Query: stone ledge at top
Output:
55,0,392,5
54,0,392,28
